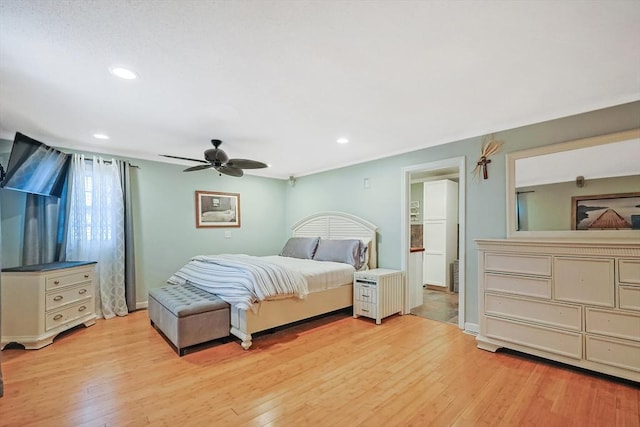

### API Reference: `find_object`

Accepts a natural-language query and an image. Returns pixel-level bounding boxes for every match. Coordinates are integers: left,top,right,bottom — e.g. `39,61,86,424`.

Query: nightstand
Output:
353,268,404,324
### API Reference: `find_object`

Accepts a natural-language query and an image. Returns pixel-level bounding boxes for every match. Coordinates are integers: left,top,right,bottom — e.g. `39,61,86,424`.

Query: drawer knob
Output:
362,309,369,312
78,289,87,295
53,314,63,321
53,295,63,302
362,295,369,298
78,305,87,312
54,280,60,285
84,275,89,278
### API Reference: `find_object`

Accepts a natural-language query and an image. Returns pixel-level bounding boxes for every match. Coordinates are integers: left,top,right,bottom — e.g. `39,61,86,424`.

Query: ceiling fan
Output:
161,139,268,177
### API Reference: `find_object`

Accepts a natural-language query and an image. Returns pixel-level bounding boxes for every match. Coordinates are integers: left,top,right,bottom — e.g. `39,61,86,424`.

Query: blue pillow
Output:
279,237,320,259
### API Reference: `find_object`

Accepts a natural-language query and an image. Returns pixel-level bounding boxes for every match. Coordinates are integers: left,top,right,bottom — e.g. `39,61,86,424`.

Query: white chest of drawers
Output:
476,239,640,382
1,262,97,350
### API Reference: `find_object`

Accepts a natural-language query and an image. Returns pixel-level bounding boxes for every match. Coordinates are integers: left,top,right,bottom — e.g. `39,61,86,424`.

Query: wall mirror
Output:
506,128,640,239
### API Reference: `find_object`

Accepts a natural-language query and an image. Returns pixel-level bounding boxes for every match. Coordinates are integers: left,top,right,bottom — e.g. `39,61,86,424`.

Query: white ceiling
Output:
1,0,638,180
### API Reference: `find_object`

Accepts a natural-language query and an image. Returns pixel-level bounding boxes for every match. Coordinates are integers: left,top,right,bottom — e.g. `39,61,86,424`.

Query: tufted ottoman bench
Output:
148,283,230,356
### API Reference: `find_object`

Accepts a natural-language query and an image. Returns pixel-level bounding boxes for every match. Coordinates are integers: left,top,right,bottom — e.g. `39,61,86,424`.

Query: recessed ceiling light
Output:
93,133,110,140
337,138,349,144
109,66,137,80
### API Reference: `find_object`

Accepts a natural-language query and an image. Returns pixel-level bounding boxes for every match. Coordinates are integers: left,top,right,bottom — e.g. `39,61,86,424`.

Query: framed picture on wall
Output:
195,191,240,228
571,192,640,230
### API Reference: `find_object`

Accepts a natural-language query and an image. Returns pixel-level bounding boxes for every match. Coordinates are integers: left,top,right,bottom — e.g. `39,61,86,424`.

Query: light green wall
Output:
130,158,287,296
0,143,288,303
285,101,640,325
519,175,640,231
2,101,639,324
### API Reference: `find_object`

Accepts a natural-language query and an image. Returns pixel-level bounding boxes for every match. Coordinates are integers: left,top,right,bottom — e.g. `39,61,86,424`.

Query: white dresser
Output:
1,262,97,350
476,239,640,382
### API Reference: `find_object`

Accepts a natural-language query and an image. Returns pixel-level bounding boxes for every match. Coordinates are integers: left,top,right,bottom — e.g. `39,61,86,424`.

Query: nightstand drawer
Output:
46,270,94,290
355,285,377,303
46,284,94,311
354,301,377,319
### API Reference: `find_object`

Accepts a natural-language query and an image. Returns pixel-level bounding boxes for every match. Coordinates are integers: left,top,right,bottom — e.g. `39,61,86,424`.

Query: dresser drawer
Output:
45,300,93,331
484,253,551,276
485,316,582,359
46,283,94,311
585,335,640,373
619,285,640,312
485,293,581,331
45,269,94,291
619,259,640,285
585,308,640,342
354,301,377,319
554,257,614,307
485,273,551,299
355,285,377,304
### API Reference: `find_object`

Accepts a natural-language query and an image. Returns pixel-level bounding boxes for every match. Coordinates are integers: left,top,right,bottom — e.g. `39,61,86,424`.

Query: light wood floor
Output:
0,310,638,427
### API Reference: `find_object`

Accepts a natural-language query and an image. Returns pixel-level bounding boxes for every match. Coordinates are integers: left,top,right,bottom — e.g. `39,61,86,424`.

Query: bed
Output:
169,211,378,349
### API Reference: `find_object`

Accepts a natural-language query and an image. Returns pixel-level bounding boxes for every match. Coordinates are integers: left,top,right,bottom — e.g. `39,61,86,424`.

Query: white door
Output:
408,251,424,309
423,220,446,286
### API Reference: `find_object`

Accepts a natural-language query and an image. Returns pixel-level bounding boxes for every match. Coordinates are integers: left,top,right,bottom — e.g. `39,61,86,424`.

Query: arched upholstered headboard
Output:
291,211,379,269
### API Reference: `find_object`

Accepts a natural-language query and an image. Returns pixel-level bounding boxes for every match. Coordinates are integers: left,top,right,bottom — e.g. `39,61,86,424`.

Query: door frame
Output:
400,156,466,329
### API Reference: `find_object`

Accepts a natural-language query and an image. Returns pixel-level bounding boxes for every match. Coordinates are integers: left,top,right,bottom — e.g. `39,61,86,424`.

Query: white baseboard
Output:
464,322,479,335
136,301,148,310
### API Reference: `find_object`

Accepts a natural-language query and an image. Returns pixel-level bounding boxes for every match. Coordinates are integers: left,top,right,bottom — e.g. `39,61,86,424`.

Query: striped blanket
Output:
166,254,309,311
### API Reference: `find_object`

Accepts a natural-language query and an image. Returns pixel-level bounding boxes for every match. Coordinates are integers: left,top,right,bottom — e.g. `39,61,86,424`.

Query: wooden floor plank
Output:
0,310,638,427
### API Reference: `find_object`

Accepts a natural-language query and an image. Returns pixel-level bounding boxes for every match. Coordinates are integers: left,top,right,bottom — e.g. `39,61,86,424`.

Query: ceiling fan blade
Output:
161,154,208,164
183,164,213,172
215,165,244,177
227,159,268,169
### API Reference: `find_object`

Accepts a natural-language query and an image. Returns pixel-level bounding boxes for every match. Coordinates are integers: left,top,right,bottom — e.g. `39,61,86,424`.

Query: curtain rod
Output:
82,158,140,169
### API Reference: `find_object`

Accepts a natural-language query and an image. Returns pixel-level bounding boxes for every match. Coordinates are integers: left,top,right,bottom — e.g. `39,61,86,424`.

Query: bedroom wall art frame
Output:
195,190,240,228
571,192,640,230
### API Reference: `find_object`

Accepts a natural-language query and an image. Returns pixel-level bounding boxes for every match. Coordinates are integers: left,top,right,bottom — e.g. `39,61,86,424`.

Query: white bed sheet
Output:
261,255,355,293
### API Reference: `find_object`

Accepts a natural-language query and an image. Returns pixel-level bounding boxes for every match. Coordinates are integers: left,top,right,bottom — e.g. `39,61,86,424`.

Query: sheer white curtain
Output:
65,154,128,319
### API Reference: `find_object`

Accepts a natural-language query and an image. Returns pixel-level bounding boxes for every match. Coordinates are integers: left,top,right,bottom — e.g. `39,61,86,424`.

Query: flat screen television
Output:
0,132,71,198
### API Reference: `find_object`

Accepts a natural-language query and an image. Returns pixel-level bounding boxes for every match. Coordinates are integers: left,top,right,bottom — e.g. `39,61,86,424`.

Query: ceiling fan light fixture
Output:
109,66,138,80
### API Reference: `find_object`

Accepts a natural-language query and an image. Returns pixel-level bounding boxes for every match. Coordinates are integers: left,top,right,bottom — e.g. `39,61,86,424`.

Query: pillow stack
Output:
280,237,369,270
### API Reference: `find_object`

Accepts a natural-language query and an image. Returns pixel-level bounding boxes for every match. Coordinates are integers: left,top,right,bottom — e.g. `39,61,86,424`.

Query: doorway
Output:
401,157,466,329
